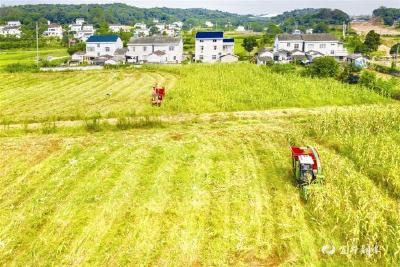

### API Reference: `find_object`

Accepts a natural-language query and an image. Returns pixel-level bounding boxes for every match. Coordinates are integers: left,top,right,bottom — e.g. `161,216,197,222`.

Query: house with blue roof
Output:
86,35,123,58
195,32,237,63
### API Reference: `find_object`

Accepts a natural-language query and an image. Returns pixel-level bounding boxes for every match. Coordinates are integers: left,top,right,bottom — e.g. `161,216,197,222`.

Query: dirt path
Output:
2,103,396,131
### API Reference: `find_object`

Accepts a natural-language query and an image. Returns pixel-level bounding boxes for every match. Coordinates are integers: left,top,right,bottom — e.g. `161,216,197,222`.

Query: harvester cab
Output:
290,145,325,200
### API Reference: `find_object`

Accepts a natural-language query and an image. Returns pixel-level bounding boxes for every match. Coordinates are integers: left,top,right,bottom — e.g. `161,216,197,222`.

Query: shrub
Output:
268,63,296,74
306,57,340,78
3,63,39,73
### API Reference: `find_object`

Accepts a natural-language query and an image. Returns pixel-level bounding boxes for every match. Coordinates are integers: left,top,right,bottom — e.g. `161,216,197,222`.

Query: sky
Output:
0,0,399,16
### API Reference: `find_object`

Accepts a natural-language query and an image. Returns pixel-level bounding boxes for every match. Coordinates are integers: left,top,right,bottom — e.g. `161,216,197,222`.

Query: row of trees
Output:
0,3,261,35
373,7,400,26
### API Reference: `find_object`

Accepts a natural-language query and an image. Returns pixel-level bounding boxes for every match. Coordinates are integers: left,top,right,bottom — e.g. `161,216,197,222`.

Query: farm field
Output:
0,63,399,266
0,64,388,123
0,48,68,68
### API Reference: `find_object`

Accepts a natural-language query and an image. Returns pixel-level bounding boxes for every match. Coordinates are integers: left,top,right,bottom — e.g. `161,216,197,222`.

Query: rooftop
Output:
223,38,234,43
196,32,224,39
128,36,181,45
277,33,338,42
87,35,120,43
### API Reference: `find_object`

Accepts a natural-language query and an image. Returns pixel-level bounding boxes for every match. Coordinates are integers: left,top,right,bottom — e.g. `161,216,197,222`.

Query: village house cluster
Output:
0,21,22,38
257,30,349,65
70,30,238,65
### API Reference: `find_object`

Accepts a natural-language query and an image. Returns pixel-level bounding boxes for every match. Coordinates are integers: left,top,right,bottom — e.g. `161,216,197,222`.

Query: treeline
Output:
271,8,350,31
373,6,400,26
0,36,63,49
0,3,259,31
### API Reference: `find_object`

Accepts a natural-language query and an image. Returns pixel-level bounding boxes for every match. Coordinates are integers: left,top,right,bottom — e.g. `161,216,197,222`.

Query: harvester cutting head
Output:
290,145,325,199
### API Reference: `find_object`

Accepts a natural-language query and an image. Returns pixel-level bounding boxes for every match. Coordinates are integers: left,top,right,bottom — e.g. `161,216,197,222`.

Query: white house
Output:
155,23,166,32
274,33,348,61
76,18,85,26
0,25,22,38
126,36,183,64
82,25,94,31
0,21,22,38
133,29,150,38
236,26,246,32
134,23,147,30
195,32,236,63
86,35,123,58
205,21,214,28
257,49,274,65
44,23,63,38
7,21,21,27
109,24,132,33
172,21,183,29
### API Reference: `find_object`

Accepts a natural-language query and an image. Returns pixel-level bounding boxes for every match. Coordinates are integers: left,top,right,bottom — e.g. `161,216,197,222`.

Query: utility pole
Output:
36,21,39,67
342,21,346,39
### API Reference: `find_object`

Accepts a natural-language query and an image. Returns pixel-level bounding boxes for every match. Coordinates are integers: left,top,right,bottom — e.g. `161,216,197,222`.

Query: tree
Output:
98,22,110,35
359,70,377,88
306,56,340,78
364,30,381,52
150,26,160,36
67,42,86,55
242,36,258,56
313,22,329,33
390,43,400,55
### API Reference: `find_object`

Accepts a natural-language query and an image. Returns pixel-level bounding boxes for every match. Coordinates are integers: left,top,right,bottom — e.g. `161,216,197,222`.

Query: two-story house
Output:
86,35,123,58
126,36,183,64
0,21,22,38
195,32,236,63
274,33,348,61
44,23,63,38
109,24,132,33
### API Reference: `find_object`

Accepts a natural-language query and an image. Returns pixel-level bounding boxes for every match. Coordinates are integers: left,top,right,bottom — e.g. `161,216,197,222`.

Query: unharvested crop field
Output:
0,64,387,123
0,48,68,68
0,64,399,266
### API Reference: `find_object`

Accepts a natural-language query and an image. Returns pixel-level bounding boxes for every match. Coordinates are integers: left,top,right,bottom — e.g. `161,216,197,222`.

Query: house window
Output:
320,44,326,49
132,47,135,52
200,40,204,43
169,46,174,51
199,55,204,60
330,50,335,55
287,43,291,47
308,44,314,49
143,46,147,51
105,47,110,52
213,39,217,42
294,44,299,49
212,55,217,60
97,52,100,57
201,46,204,52
214,46,217,50
331,43,335,46
88,47,95,52
97,44,100,48
173,56,176,60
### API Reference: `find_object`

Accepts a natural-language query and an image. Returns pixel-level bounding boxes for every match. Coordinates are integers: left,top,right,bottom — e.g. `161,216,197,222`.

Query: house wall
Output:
275,36,347,57
223,43,234,55
86,39,123,57
220,55,238,63
127,40,183,63
274,37,303,51
195,38,224,63
45,27,63,38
